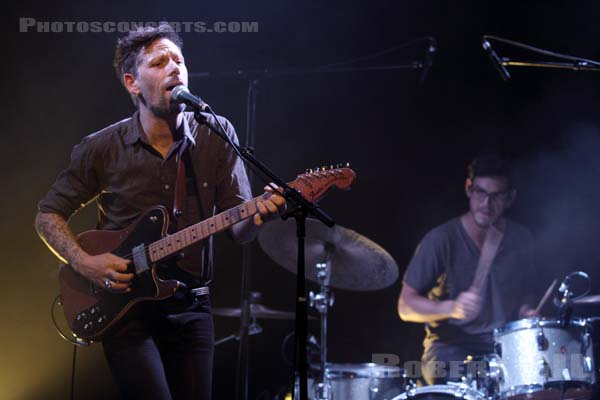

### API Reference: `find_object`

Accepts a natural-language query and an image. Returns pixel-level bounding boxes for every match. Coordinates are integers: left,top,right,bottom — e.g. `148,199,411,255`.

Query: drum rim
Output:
502,382,594,398
324,362,404,378
394,383,485,399
494,317,588,336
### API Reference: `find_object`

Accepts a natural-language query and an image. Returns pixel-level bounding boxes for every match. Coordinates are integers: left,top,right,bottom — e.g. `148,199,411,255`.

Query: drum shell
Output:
494,318,595,398
297,363,406,400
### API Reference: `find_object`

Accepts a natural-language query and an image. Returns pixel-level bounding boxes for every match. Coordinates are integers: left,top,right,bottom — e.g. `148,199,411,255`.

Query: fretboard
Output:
147,193,270,262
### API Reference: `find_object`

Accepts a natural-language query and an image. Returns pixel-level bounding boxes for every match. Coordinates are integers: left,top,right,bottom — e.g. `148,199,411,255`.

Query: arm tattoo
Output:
35,212,85,268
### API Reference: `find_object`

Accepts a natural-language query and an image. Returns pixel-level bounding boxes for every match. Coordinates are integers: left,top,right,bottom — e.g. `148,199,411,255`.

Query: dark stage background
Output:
5,2,600,399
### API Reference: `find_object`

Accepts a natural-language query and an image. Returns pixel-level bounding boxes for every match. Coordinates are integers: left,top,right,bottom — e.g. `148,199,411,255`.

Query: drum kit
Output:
213,218,600,400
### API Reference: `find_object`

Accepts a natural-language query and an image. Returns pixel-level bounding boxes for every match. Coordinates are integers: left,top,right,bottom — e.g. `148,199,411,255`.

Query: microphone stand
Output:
191,59,427,400
482,35,600,77
501,59,600,73
234,78,260,400
192,109,334,400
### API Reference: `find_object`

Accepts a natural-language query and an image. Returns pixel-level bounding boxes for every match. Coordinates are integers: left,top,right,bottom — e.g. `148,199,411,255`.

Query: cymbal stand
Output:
309,261,334,400
215,320,263,347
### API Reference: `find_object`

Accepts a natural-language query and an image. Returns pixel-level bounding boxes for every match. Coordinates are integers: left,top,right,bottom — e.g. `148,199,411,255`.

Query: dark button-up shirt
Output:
38,111,252,283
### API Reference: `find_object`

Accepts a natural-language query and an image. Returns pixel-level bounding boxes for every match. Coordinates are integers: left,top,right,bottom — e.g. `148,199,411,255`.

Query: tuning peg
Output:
306,168,313,174
345,162,350,167
321,166,327,172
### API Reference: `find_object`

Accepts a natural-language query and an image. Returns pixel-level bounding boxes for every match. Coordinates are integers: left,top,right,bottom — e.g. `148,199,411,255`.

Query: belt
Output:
190,286,210,297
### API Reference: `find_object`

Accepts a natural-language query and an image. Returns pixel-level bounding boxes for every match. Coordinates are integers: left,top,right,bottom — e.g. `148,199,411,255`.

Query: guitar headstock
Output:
288,163,357,202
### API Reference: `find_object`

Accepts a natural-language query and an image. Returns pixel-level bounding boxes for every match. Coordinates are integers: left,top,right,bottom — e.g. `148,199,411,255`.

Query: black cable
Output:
51,295,90,400
70,345,77,400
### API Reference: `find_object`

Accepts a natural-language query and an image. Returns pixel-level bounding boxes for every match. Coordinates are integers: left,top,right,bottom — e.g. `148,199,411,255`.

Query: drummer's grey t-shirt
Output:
403,217,536,351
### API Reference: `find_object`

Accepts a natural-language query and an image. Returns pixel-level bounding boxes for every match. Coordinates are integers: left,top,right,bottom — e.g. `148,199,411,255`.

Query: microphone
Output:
418,38,437,84
171,85,211,112
482,39,511,81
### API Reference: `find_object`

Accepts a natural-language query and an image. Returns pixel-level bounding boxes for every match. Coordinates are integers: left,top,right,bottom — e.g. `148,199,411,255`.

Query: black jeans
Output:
102,295,214,400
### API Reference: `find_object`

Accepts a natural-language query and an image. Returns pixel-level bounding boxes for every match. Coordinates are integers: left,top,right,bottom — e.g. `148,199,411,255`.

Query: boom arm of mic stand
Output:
501,58,600,72
192,111,335,227
189,64,421,80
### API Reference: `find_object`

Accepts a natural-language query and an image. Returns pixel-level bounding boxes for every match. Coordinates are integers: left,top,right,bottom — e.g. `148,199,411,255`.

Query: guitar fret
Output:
231,206,241,224
184,227,191,245
174,232,183,252
148,169,354,264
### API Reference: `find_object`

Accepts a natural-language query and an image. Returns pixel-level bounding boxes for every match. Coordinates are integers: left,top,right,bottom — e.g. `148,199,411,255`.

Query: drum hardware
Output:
310,260,334,400
555,271,591,328
537,329,548,351
573,295,600,305
393,381,487,400
213,291,311,346
213,291,318,320
259,218,400,399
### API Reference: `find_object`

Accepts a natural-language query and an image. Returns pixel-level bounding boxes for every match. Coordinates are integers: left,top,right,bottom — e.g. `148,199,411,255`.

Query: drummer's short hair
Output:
467,154,513,186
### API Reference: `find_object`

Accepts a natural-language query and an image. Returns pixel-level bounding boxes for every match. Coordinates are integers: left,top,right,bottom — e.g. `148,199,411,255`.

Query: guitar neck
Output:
148,193,269,262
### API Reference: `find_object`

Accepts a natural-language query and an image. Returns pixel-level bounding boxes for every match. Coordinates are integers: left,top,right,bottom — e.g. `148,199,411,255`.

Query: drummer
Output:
397,154,540,385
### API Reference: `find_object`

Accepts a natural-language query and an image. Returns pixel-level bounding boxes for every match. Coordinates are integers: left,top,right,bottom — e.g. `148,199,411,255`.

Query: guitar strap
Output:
173,137,191,219
171,138,209,280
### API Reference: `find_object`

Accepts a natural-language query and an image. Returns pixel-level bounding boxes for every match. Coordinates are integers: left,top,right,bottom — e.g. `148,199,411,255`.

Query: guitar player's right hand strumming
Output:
35,212,134,293
72,253,133,292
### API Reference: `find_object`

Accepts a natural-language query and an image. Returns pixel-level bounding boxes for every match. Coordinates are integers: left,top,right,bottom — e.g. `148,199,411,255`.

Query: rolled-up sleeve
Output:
38,136,101,220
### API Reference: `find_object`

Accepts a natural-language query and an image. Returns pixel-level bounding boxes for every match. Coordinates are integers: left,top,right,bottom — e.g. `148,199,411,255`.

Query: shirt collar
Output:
124,110,196,146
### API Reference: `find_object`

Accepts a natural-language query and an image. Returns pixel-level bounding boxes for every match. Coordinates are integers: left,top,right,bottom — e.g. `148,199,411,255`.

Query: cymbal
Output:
213,304,298,320
573,294,600,305
257,218,399,291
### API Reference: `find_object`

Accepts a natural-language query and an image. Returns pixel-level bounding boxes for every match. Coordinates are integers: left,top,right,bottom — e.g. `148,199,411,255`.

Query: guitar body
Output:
56,167,357,342
59,206,185,341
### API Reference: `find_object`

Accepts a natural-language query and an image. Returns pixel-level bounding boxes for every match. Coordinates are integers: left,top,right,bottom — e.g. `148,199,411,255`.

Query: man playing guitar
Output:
35,22,285,400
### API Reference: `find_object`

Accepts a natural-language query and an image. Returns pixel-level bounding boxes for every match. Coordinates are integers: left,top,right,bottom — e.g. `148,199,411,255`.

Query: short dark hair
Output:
467,153,512,185
113,22,183,83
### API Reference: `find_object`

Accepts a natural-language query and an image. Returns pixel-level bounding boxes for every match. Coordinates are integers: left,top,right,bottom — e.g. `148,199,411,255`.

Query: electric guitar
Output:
59,167,356,341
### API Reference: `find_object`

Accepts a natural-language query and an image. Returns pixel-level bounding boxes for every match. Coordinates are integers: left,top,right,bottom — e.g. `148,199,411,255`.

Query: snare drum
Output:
296,363,406,400
392,382,486,400
494,317,595,400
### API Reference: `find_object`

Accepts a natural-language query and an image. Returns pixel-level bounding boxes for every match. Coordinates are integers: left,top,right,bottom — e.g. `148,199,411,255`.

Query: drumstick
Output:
534,279,557,315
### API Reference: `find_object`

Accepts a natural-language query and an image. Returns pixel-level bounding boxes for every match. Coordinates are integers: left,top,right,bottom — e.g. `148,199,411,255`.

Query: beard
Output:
138,93,185,117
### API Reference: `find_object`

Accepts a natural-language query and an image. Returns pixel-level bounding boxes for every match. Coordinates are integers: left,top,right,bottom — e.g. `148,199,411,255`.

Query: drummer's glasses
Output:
470,185,513,204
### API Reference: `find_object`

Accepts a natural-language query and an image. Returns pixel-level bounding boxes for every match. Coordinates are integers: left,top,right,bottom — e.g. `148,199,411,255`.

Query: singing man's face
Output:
125,38,188,116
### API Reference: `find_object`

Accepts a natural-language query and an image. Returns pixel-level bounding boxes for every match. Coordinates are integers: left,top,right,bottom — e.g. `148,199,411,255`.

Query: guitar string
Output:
115,194,267,263
108,171,344,267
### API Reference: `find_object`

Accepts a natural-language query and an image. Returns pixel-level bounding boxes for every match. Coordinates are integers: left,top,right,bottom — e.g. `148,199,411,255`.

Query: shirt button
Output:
202,182,208,188
164,184,170,190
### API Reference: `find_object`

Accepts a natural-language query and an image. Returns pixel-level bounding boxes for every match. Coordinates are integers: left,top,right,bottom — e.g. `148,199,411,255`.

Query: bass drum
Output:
392,382,486,400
